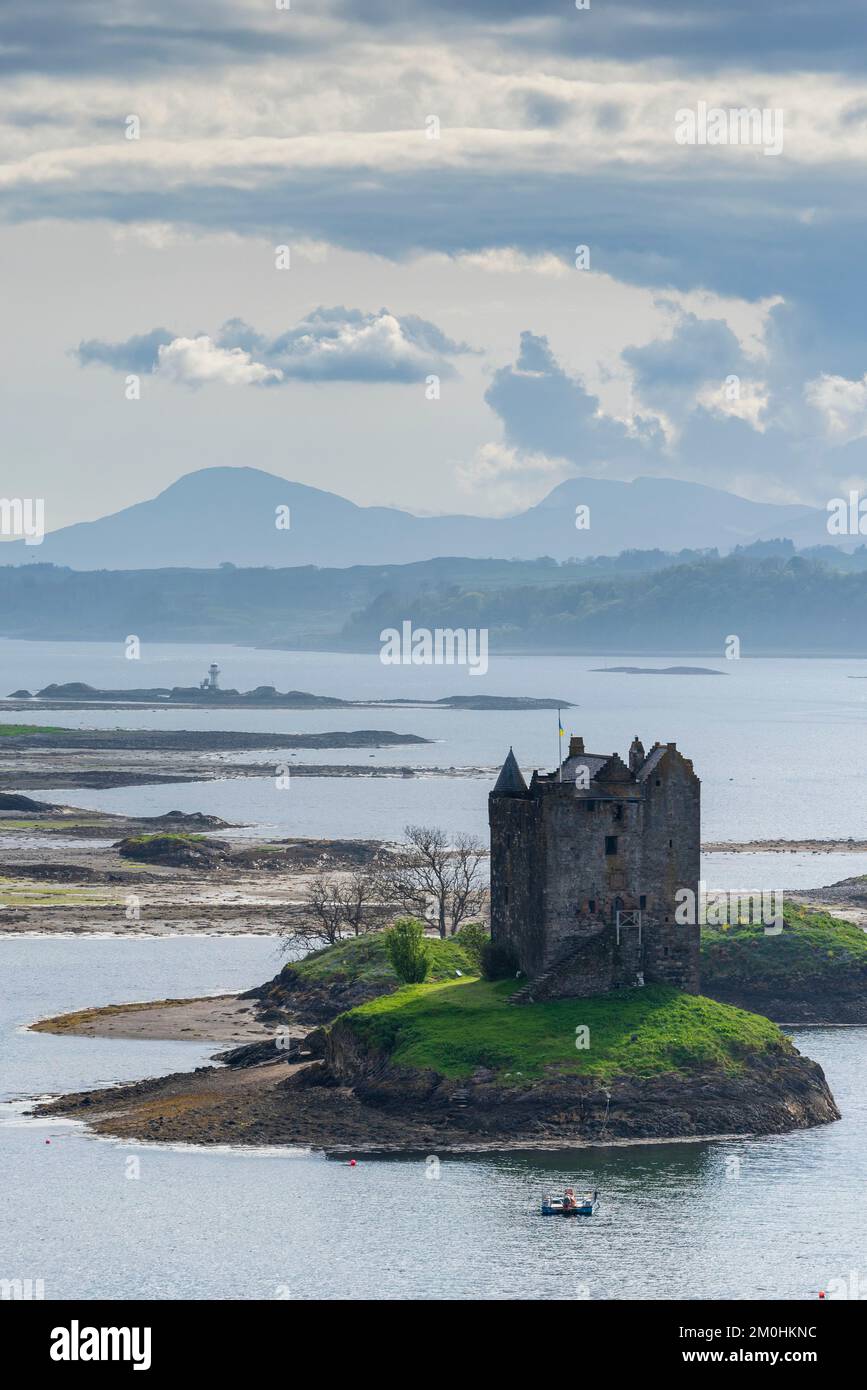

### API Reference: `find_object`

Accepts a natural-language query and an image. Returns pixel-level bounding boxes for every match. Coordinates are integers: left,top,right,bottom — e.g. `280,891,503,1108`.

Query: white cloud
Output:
454,440,574,512
281,310,435,379
156,336,282,387
805,371,867,442
697,377,770,431
448,248,569,276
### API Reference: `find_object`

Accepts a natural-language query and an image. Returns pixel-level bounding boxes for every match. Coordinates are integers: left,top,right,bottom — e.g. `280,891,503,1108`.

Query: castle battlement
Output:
488,735,701,999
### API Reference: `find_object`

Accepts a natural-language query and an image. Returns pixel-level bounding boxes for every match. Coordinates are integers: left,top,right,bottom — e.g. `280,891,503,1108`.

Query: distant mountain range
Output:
0,466,839,570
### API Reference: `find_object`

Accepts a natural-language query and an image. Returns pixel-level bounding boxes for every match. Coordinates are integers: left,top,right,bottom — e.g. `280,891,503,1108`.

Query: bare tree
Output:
448,832,488,932
338,867,390,936
293,872,346,950
280,866,390,954
378,824,487,938
277,833,486,954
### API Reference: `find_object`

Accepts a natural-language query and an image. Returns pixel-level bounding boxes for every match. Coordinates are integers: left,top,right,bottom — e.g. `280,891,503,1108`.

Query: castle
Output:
488,735,700,1000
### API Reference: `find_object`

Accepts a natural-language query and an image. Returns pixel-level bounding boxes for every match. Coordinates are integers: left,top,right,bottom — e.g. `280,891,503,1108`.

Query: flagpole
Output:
558,706,563,783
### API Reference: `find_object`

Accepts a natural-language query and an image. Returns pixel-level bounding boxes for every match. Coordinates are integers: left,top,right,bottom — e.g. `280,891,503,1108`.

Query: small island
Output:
0,724,431,791
32,735,842,1150
35,930,838,1149
590,666,725,676
7,675,574,712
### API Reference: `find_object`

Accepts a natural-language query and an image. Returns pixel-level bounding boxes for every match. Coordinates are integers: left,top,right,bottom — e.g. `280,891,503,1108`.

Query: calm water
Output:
0,936,864,1301
2,640,867,850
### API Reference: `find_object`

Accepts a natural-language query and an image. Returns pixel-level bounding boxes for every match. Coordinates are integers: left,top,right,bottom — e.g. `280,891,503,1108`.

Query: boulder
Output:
115,834,231,868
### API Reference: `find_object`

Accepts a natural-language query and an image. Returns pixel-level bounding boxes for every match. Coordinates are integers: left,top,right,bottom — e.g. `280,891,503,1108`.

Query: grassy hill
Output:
701,903,867,1020
337,977,785,1084
249,931,479,1025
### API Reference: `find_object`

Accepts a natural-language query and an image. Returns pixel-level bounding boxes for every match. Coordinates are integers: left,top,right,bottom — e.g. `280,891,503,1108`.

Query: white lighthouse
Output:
201,663,220,691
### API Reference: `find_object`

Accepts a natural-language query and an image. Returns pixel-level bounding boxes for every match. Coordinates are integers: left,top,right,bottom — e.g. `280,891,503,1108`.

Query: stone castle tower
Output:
488,735,700,1000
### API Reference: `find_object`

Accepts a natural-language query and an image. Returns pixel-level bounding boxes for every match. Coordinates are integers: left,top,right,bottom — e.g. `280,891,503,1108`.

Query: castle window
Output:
639,895,647,910
655,779,661,787
612,804,623,822
605,835,618,856
504,887,509,904
586,800,596,812
589,898,596,913
669,839,673,848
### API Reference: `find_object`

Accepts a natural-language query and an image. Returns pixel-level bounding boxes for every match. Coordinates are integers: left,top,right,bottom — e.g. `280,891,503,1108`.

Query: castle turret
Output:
492,747,528,797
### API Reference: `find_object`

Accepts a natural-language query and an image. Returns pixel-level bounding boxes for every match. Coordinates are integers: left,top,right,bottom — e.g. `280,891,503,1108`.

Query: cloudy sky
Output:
3,0,867,528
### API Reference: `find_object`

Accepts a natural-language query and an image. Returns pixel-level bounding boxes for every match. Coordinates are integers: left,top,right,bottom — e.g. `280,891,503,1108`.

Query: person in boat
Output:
563,1187,578,1211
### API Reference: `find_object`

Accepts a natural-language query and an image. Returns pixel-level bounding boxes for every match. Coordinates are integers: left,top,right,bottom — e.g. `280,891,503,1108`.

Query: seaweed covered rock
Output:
115,833,231,868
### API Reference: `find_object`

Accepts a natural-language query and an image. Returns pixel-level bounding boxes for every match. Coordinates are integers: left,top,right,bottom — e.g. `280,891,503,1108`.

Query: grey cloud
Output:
594,103,627,133
76,327,176,373
485,331,665,468
4,1,866,84
74,307,475,386
0,2,305,79
521,92,572,130
623,314,747,420
335,0,867,74
484,326,867,504
18,162,865,381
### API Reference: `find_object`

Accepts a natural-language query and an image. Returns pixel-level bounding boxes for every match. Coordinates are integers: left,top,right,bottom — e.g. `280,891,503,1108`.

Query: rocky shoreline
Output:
33,990,840,1152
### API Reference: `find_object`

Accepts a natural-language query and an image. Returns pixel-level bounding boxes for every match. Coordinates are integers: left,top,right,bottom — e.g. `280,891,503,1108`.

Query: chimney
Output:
628,736,645,774
569,736,585,756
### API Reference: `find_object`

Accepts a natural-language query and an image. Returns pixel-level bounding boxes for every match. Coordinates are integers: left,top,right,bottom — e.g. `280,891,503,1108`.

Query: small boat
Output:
541,1189,598,1217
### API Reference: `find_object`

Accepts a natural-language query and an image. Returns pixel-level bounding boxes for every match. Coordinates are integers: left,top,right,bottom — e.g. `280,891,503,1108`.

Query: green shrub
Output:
455,921,489,970
480,940,519,980
385,917,430,984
